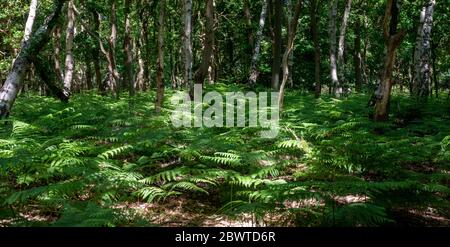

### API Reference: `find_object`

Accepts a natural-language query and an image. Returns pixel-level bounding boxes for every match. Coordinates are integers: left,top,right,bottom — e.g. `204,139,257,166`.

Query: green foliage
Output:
0,88,449,227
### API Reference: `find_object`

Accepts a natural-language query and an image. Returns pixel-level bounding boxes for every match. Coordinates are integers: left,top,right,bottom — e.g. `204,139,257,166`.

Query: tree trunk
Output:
271,0,283,90
431,40,438,98
243,0,254,50
336,0,352,97
108,0,119,98
22,0,38,46
0,0,65,118
278,0,302,112
354,16,362,93
183,0,193,91
53,25,64,82
155,0,165,113
329,0,339,96
373,0,406,121
91,11,103,93
248,0,269,85
135,29,145,92
33,55,69,102
124,0,134,97
193,0,215,87
63,0,75,96
286,0,294,88
413,0,435,99
310,0,321,98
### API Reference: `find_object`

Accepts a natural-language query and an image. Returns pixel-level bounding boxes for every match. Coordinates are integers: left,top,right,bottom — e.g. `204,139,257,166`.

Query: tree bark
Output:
33,55,69,102
193,0,215,87
155,0,165,113
354,16,362,93
373,0,406,121
278,0,302,112
53,25,64,82
0,0,65,118
243,0,254,50
22,0,39,46
63,0,75,96
183,0,193,91
135,28,145,92
336,0,352,97
108,0,119,98
329,0,338,96
413,0,435,99
248,0,269,85
271,0,283,90
124,0,134,97
310,0,321,98
91,11,103,93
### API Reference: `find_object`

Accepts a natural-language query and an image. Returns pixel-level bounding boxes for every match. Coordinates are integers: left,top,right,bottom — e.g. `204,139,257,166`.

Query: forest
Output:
0,0,449,227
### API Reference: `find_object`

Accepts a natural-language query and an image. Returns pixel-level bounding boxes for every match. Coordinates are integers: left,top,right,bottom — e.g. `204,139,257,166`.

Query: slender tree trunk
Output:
248,0,269,85
431,40,438,98
243,0,254,49
108,0,119,98
22,0,38,46
136,29,145,92
373,0,406,121
63,0,75,96
271,0,283,90
183,0,193,91
91,11,103,93
142,17,150,91
138,1,150,91
193,0,215,88
336,0,352,96
278,0,302,112
155,0,165,113
123,0,134,96
53,25,64,82
413,0,436,99
354,16,362,93
0,0,65,118
329,0,338,96
310,0,321,98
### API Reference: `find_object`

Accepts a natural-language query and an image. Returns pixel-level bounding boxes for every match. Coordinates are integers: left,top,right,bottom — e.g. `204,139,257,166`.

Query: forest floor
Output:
1,84,449,227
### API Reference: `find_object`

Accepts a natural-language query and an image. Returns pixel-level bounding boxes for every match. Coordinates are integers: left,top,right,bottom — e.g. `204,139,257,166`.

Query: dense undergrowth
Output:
0,84,449,226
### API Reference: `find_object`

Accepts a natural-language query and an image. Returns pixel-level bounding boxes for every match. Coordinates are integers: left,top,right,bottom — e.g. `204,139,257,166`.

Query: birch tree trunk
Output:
108,0,119,98
413,0,436,99
336,0,352,97
248,0,269,85
271,0,283,90
53,25,64,82
329,0,339,96
373,0,406,121
183,0,193,91
135,29,145,92
193,0,215,87
354,16,362,93
22,0,38,46
91,11,103,93
63,0,75,96
124,0,134,96
155,0,165,113
0,0,65,118
278,0,302,112
310,0,321,98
